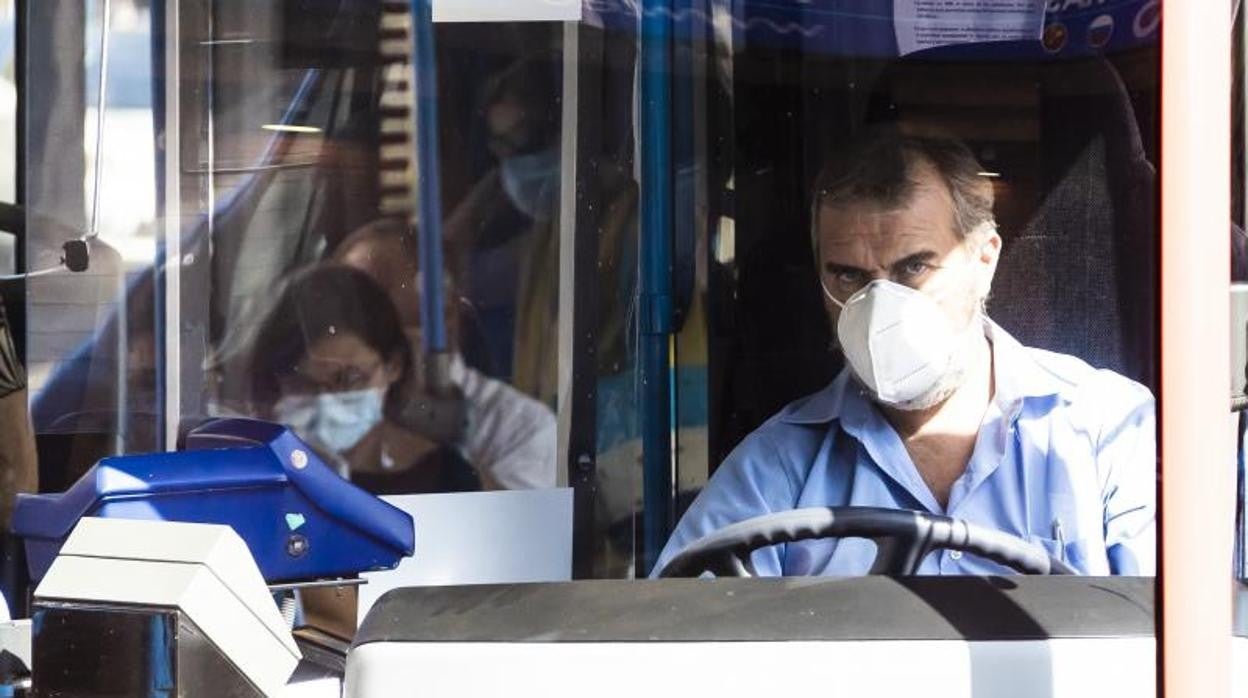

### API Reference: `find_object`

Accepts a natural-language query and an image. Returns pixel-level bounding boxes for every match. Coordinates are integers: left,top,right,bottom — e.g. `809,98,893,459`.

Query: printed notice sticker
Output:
894,0,1046,55
433,0,581,23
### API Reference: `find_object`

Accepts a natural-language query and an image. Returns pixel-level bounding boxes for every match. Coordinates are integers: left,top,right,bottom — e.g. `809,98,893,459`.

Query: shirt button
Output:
949,551,963,561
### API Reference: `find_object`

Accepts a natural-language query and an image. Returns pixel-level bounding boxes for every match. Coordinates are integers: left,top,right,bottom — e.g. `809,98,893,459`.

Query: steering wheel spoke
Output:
867,534,931,575
702,550,757,577
726,549,757,577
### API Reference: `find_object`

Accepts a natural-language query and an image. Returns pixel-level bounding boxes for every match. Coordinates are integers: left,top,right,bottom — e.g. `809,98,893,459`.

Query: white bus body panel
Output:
345,637,1155,698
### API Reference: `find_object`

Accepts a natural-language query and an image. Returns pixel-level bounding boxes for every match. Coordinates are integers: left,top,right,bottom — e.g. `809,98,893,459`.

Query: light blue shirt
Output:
654,321,1156,577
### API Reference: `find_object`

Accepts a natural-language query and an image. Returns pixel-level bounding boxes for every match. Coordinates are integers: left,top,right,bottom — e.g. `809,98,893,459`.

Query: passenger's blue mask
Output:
500,148,560,220
274,387,385,453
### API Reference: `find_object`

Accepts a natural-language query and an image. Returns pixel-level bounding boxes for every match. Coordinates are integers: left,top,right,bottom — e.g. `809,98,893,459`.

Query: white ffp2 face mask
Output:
824,279,979,410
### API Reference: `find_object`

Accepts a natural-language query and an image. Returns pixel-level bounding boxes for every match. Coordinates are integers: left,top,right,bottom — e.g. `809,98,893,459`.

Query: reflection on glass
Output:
188,14,565,499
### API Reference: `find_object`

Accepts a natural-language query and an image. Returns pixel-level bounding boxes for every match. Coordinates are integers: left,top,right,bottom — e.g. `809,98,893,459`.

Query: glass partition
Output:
20,0,1160,584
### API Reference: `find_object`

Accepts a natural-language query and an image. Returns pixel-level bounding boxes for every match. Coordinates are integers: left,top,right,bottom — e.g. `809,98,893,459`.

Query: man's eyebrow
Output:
822,261,868,275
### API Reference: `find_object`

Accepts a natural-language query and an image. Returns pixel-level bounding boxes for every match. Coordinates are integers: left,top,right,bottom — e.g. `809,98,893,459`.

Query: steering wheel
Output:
656,506,1077,577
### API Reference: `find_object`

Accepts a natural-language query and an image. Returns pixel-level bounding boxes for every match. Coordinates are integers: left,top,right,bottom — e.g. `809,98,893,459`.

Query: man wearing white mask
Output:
653,133,1155,576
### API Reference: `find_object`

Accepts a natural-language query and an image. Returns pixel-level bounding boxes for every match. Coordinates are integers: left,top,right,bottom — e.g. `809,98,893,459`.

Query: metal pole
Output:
88,0,111,241
639,0,675,575
1160,0,1234,695
559,22,605,578
10,0,27,365
157,0,182,452
408,0,449,360
91,0,128,455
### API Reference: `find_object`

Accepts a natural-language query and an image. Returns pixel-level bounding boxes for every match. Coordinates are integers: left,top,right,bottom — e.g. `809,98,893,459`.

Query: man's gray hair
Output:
810,132,996,255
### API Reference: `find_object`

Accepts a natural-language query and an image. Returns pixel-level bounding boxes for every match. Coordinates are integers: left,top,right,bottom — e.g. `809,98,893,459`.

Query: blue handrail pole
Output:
639,0,676,575
410,0,449,357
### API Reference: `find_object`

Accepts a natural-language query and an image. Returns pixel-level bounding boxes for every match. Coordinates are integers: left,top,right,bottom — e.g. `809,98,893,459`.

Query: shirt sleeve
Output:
458,366,557,490
1096,377,1156,575
650,428,803,578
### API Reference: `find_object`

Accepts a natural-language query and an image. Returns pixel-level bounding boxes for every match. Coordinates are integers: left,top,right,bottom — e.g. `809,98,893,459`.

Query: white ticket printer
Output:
31,518,301,697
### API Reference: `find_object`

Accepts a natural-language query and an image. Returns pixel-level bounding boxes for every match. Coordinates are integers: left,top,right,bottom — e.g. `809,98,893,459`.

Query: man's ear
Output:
975,225,1003,297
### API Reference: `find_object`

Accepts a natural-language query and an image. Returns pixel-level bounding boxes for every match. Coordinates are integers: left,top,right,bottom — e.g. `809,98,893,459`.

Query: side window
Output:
23,0,159,481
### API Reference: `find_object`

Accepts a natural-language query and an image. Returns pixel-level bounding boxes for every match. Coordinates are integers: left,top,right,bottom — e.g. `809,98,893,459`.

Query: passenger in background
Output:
445,52,639,411
333,218,557,490
443,53,564,398
247,264,480,495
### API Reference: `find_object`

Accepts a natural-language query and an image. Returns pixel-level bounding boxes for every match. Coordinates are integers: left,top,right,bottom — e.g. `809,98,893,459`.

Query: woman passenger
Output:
247,264,480,495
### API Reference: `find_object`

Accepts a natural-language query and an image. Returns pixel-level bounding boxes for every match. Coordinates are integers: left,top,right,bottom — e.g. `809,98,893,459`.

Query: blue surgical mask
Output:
274,387,386,453
500,148,560,220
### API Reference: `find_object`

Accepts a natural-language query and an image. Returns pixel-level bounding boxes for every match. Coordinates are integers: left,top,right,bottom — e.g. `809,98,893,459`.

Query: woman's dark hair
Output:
248,264,411,406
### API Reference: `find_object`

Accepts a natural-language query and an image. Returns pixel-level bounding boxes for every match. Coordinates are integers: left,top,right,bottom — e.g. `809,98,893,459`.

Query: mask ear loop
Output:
818,274,844,351
819,275,846,309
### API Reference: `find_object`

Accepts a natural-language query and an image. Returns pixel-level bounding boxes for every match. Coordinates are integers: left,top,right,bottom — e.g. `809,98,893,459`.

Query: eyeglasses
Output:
279,358,386,395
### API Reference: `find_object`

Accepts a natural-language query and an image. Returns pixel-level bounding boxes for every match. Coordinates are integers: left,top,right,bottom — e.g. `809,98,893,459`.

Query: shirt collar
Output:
778,318,1069,426
448,352,467,385
984,319,1074,407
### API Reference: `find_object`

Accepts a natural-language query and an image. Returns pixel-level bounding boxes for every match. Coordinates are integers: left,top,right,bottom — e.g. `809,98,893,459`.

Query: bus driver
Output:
655,132,1155,576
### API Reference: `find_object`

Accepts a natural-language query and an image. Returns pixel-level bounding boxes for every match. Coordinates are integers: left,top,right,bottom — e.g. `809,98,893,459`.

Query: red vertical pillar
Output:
1161,2,1234,696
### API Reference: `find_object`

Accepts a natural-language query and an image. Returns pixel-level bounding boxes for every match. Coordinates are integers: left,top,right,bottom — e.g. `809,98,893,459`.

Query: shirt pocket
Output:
1029,535,1104,575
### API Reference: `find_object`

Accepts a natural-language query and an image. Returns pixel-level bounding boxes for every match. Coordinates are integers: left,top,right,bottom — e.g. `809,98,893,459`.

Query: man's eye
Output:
901,261,932,278
833,270,863,286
